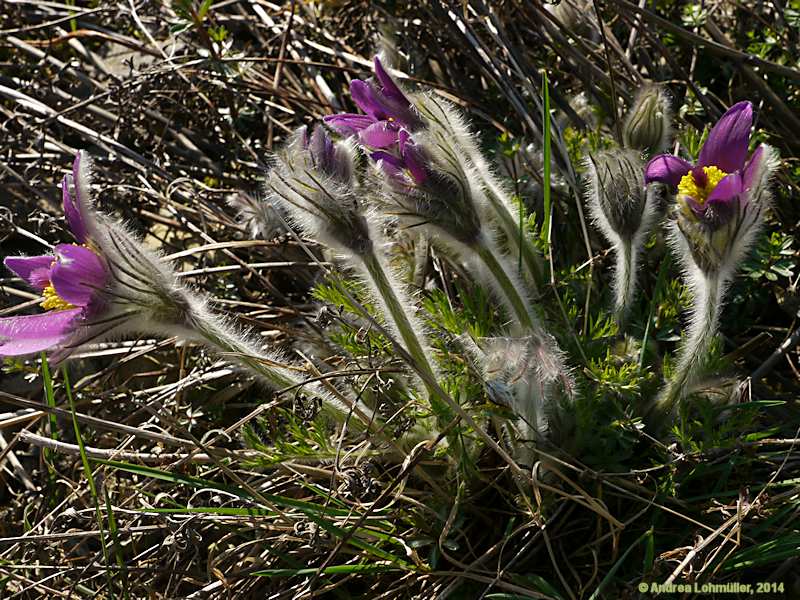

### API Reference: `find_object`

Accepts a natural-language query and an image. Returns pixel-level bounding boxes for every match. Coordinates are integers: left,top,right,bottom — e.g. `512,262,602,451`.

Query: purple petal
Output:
373,56,408,105
0,308,82,357
401,143,428,185
743,145,765,191
62,174,87,244
700,171,744,227
50,244,108,307
309,126,334,164
698,101,753,173
644,154,693,186
323,114,375,137
371,151,405,179
358,121,400,148
350,80,386,120
4,255,54,290
297,125,310,149
683,195,707,220
397,129,411,152
706,171,744,205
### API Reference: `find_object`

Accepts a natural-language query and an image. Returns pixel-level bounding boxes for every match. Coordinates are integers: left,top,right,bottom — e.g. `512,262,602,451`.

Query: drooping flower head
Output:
324,56,424,149
1,152,211,360
644,101,776,274
1,153,110,356
266,125,371,256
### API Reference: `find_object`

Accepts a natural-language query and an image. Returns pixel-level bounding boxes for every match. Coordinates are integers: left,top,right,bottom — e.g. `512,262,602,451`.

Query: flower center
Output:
40,285,75,312
677,166,728,205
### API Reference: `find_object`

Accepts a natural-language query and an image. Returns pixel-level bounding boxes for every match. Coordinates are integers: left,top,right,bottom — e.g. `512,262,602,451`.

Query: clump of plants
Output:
1,53,786,597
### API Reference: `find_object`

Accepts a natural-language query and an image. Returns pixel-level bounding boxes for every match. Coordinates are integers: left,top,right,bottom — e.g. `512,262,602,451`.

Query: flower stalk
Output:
649,271,722,425
472,239,536,332
644,101,777,428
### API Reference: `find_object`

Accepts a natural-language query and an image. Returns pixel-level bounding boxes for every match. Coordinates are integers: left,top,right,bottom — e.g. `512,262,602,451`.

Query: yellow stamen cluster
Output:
40,285,75,311
677,165,727,205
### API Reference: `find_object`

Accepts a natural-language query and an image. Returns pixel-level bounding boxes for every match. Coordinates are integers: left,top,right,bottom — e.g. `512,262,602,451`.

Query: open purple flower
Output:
644,101,763,229
324,56,423,149
1,151,212,361
1,153,110,357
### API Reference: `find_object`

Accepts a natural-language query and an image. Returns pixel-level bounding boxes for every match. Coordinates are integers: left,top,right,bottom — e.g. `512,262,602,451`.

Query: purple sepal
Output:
697,101,753,174
0,308,82,357
50,244,108,307
373,56,408,106
644,154,692,186
323,114,374,138
742,144,765,191
65,152,93,243
359,121,401,148
4,255,54,290
687,171,744,227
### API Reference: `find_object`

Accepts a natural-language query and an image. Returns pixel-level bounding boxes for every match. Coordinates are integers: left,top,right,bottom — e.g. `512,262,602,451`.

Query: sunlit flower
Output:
645,101,759,229
1,152,213,361
324,56,423,148
1,153,110,356
645,101,775,274
645,102,778,425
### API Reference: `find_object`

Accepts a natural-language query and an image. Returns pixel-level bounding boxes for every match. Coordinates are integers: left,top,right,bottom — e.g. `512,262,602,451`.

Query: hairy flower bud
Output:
587,149,658,321
268,126,373,256
373,133,483,246
587,149,653,241
304,125,354,184
623,84,671,156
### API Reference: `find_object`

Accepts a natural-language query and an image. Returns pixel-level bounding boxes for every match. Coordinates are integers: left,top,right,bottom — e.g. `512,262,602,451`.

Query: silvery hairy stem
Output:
648,271,722,428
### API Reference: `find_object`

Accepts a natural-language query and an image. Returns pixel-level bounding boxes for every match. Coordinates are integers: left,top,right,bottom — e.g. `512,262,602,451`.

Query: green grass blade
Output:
63,366,114,596
541,70,552,246
105,487,129,600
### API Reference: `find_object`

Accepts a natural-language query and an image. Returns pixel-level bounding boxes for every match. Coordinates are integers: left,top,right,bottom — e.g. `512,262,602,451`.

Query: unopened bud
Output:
587,149,648,240
306,125,354,183
623,84,671,155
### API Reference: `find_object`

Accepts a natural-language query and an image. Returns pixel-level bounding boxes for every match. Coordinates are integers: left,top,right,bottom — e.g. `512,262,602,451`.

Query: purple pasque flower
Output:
371,131,484,246
1,152,110,357
646,101,776,275
370,129,429,187
3,151,233,361
324,56,423,150
644,101,763,229
300,124,354,184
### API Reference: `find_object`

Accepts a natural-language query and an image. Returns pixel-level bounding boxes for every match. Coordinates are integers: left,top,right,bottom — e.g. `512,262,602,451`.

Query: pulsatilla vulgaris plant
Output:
236,56,783,459
258,56,577,452
644,101,777,424
1,152,349,420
